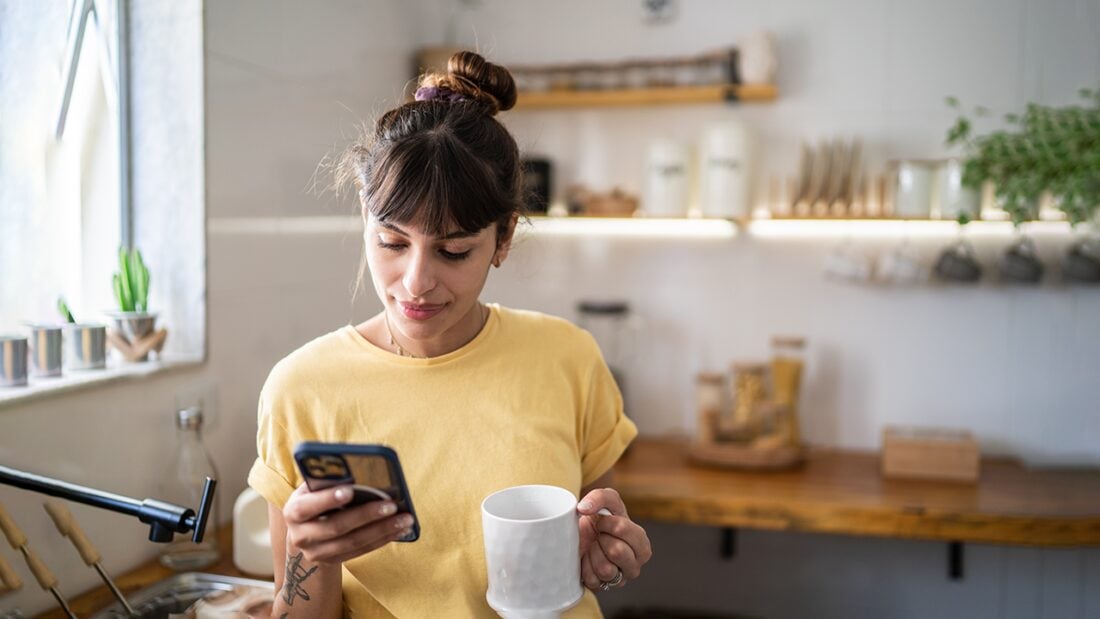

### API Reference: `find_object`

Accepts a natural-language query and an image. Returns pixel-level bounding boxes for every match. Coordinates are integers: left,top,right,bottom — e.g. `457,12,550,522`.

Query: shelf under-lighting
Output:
748,218,1073,239
522,216,738,238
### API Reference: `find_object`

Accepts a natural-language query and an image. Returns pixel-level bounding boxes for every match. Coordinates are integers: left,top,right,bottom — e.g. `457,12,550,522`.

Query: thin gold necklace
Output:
384,312,418,358
384,304,489,358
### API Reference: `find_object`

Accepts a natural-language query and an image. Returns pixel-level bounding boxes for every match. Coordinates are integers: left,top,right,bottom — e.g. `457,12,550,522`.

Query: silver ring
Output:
599,569,624,591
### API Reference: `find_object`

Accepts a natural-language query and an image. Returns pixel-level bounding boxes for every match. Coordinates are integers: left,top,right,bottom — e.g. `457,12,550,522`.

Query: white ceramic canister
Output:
699,121,753,218
642,139,691,217
933,158,980,220
888,160,936,219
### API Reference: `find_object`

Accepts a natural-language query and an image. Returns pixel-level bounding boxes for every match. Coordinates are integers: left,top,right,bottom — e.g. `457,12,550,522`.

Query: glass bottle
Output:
695,372,725,444
576,301,636,415
158,406,220,570
770,336,806,447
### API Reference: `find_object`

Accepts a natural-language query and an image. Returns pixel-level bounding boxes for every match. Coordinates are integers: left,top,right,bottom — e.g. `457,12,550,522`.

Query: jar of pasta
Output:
770,336,806,447
729,362,768,440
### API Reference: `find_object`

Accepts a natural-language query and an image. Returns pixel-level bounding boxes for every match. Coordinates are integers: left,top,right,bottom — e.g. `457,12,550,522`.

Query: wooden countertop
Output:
34,438,1100,616
36,526,271,618
612,437,1100,547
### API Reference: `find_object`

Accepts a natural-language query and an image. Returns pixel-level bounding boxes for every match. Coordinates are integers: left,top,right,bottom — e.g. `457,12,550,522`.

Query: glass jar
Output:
770,336,806,447
729,362,768,440
699,50,731,86
622,60,649,90
647,60,676,88
597,62,625,90
577,301,635,413
546,64,575,91
574,63,601,91
695,372,725,444
672,58,699,87
158,406,221,570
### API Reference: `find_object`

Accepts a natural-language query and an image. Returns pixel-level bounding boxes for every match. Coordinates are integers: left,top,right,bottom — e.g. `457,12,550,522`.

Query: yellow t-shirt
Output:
248,304,638,618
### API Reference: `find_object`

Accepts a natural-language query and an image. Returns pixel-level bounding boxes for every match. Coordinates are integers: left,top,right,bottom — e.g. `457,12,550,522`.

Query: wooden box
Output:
881,426,980,483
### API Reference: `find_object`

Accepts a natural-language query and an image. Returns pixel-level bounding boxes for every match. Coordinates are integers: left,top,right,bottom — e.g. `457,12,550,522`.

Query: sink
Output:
91,572,274,619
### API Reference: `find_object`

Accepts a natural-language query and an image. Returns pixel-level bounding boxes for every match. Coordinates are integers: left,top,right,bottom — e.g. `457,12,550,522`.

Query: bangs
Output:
365,129,510,236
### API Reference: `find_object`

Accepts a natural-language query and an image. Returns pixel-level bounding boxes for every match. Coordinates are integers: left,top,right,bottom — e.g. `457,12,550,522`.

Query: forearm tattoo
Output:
282,551,319,605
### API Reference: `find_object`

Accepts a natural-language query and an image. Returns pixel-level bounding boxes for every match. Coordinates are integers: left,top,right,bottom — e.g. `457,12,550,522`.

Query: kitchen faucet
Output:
0,464,215,545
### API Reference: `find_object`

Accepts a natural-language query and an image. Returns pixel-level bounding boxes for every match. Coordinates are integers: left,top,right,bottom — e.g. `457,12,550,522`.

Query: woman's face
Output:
364,212,511,355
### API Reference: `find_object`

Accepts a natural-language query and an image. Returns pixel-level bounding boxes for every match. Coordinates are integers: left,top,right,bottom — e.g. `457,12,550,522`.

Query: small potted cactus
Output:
105,246,159,359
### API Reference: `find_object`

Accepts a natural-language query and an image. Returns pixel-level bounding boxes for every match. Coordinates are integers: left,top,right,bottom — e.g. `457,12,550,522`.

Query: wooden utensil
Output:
45,500,136,616
0,503,75,618
792,142,813,216
0,550,21,595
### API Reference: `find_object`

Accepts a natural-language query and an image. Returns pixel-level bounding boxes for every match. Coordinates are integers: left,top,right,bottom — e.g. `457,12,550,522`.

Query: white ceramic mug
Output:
824,242,874,283
877,243,926,285
481,485,583,619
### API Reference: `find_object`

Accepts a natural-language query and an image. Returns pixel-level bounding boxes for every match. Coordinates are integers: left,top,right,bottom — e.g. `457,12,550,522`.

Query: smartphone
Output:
293,442,420,542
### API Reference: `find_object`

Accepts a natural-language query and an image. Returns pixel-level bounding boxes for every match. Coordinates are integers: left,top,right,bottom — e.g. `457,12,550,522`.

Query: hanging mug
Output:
998,235,1044,284
1062,238,1100,284
933,239,982,283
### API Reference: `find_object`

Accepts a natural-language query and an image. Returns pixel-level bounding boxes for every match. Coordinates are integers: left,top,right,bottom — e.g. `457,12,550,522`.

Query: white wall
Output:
438,0,1100,467
1,1,1097,617
438,1,1100,617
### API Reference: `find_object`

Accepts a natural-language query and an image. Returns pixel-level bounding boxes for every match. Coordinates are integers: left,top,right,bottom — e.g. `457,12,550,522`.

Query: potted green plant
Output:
105,246,159,357
945,88,1100,283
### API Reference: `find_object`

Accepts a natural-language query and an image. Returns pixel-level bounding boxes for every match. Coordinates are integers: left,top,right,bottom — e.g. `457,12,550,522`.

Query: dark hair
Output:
338,51,522,245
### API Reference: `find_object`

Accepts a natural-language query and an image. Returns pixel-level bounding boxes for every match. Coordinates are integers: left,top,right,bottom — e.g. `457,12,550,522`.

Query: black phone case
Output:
293,442,420,542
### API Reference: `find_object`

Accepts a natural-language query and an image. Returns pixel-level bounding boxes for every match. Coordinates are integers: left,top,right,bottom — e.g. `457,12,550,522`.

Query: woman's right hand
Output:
282,483,415,565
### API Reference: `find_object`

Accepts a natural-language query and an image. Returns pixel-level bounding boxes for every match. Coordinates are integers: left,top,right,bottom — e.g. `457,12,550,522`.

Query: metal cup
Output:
28,325,63,378
1,336,29,387
65,324,107,371
104,311,158,344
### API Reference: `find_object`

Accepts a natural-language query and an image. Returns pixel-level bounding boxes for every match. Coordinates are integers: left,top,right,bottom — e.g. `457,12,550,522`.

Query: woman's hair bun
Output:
419,51,517,115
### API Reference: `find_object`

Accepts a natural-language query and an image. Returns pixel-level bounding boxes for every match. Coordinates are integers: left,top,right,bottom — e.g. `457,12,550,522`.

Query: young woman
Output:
248,51,651,618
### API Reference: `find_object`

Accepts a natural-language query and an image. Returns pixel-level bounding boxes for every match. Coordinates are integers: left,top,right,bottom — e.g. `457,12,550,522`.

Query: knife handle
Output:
44,500,101,566
21,546,58,591
0,551,22,592
0,504,27,549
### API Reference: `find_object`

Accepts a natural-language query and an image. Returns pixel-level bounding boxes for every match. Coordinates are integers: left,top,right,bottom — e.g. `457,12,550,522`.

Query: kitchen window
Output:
0,1,206,403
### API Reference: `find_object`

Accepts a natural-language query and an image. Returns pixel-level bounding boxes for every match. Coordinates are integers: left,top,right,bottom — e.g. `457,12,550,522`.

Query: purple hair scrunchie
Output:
414,86,469,103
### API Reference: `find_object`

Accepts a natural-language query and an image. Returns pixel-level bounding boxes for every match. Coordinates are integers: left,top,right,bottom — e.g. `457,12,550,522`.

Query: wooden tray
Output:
687,441,805,470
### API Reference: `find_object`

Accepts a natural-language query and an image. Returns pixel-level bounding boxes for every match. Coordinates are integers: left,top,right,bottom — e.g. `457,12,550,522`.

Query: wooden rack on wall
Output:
514,84,778,109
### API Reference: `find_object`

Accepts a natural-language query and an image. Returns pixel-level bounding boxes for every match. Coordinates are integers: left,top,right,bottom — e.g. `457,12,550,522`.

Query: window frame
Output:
56,0,132,247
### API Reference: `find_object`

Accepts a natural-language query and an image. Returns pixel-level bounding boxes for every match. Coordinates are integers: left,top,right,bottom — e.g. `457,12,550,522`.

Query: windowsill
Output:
0,353,205,408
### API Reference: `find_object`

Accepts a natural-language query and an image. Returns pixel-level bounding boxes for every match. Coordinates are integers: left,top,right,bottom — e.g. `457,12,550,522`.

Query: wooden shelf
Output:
522,215,738,238
514,84,777,109
613,437,1100,547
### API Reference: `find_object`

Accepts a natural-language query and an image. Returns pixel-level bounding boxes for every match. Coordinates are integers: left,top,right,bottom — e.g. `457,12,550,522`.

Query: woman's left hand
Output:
576,488,652,591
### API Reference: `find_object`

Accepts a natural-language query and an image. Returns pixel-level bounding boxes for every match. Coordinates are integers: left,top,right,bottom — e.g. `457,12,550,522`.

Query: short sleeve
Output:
247,390,298,508
579,350,638,488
